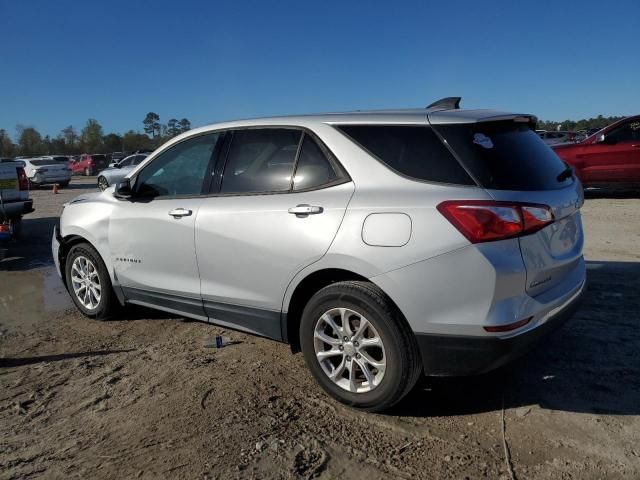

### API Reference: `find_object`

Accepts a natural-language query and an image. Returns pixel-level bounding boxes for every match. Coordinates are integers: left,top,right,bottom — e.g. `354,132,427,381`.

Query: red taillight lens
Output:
16,167,29,190
437,200,554,243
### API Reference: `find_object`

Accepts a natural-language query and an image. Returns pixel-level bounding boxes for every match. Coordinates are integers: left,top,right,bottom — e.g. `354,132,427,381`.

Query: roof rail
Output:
426,97,461,110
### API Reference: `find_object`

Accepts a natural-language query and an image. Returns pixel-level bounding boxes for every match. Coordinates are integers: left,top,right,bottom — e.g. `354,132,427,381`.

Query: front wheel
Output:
65,243,117,320
300,281,422,412
97,176,109,191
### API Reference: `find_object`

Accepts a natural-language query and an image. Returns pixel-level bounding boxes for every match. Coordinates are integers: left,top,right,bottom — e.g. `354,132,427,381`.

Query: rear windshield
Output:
52,156,68,162
336,125,474,185
91,155,107,163
433,121,571,191
30,160,59,166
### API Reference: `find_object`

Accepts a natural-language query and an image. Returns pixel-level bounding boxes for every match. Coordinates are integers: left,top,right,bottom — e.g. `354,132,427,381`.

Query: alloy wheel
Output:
70,255,101,310
313,307,386,393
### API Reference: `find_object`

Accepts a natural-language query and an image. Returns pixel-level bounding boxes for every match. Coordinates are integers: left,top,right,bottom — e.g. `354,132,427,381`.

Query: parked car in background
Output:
53,98,585,411
553,115,640,188
97,153,148,190
539,130,580,145
0,159,33,259
22,157,72,188
70,154,109,176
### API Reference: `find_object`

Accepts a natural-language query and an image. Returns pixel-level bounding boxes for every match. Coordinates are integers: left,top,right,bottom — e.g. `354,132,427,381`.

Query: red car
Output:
553,115,640,188
70,154,109,176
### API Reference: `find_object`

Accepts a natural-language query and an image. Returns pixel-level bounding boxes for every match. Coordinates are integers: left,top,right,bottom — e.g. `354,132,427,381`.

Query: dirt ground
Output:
1,178,639,479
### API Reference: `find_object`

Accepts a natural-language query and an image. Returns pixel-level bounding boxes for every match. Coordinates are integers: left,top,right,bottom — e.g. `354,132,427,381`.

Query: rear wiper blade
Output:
557,165,574,182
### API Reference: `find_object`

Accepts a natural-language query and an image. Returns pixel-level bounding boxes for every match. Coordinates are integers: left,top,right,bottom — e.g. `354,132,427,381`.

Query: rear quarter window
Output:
433,121,571,191
335,125,474,185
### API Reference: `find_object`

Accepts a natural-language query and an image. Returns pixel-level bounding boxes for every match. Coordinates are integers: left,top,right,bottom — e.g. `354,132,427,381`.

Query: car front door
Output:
579,119,640,184
195,128,354,339
108,132,223,319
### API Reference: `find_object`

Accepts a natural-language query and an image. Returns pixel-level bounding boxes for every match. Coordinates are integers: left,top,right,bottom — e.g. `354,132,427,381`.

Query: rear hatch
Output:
432,118,584,297
91,155,108,171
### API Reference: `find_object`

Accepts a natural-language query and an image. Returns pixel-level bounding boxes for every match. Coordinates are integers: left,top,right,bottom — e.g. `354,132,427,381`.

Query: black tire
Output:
10,216,22,239
64,242,117,320
59,181,70,188
300,281,422,412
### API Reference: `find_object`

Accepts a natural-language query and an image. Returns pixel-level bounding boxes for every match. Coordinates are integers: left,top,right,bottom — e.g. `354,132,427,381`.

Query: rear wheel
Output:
97,176,109,191
64,243,117,320
300,281,421,412
59,181,70,188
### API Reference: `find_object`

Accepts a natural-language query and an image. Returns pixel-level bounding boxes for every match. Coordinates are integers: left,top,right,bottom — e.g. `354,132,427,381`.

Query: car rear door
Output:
108,132,223,319
194,128,354,339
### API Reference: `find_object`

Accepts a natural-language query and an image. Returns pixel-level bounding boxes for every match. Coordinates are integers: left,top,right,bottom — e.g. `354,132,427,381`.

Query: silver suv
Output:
53,98,586,411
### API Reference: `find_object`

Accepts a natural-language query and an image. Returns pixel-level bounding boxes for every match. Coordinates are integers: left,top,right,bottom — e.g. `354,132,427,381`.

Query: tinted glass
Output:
293,135,339,190
135,133,220,197
91,155,107,166
221,129,301,194
434,121,570,191
607,120,640,143
119,156,134,167
133,155,147,165
336,125,473,185
30,160,58,166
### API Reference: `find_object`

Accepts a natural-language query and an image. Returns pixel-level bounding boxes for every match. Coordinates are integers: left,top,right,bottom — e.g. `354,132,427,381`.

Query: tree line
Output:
0,112,191,157
536,115,625,132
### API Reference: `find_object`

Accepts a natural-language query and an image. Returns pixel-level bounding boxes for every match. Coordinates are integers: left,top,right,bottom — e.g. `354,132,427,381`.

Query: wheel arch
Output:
57,233,125,305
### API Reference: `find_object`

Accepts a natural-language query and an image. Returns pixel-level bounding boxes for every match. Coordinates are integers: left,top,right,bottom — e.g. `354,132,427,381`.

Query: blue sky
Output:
1,0,638,137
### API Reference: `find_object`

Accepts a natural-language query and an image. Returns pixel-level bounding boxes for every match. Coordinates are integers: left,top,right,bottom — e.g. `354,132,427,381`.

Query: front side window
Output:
221,129,302,194
135,133,220,198
607,120,640,144
119,156,134,167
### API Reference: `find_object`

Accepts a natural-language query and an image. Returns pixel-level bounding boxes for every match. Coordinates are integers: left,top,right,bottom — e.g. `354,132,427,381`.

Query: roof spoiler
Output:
427,97,461,110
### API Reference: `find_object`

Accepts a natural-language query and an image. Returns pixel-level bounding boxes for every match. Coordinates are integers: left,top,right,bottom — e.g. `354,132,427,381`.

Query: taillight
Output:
16,167,29,190
437,200,554,243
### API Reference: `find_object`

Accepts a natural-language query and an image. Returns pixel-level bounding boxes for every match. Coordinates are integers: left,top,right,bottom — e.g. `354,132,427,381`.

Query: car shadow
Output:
584,188,640,199
0,216,59,271
390,260,640,417
0,349,135,368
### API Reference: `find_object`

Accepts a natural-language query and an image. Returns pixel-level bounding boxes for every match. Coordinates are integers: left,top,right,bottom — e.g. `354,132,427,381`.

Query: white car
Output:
22,157,72,188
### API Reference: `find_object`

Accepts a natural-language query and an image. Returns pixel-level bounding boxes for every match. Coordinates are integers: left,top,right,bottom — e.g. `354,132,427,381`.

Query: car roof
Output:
188,108,535,135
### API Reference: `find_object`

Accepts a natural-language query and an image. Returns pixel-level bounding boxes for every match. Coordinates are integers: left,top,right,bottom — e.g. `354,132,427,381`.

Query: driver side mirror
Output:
113,179,133,199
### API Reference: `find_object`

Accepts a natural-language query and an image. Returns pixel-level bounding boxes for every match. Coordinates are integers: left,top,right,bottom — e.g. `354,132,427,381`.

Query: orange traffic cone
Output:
52,183,59,194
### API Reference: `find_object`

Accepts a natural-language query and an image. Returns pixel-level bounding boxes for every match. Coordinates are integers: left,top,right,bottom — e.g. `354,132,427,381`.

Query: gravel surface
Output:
1,178,639,479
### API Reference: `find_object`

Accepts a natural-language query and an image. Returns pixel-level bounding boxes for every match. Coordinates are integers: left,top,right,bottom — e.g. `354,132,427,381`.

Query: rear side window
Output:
336,125,474,185
221,129,302,194
434,121,571,191
292,135,339,191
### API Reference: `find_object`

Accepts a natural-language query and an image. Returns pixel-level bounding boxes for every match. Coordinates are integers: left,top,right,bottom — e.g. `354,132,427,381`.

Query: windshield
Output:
433,121,571,191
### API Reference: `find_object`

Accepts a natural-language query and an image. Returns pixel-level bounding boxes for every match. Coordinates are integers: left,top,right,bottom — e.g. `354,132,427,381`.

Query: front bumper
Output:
52,225,62,278
416,280,585,376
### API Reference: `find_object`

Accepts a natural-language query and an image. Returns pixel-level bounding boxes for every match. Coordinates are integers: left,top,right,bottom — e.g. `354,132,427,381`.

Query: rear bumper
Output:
0,199,34,217
416,279,585,376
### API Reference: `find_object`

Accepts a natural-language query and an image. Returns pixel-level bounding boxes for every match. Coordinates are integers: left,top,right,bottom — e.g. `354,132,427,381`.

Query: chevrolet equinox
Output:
53,97,586,411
